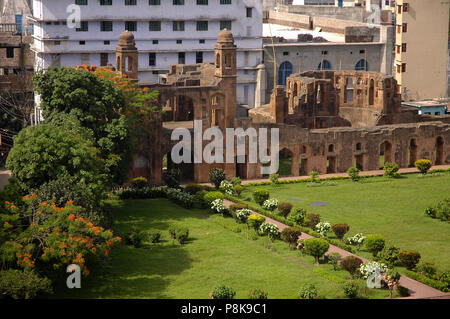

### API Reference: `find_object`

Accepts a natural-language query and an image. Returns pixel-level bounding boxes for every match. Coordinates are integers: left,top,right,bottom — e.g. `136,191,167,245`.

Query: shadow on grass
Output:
52,243,194,299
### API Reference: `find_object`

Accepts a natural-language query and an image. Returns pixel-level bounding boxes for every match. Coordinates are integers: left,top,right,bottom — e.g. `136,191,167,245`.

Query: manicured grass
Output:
53,199,394,299
240,173,450,272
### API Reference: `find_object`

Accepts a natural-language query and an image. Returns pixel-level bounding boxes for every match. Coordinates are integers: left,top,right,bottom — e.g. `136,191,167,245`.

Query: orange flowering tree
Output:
75,65,161,152
0,194,121,276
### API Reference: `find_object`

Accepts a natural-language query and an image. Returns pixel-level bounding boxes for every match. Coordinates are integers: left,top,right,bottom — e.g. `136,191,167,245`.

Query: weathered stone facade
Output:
117,30,449,184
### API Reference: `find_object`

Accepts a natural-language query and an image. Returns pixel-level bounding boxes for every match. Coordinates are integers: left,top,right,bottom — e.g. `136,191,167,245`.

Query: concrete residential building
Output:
30,0,263,108
395,0,449,101
261,23,394,103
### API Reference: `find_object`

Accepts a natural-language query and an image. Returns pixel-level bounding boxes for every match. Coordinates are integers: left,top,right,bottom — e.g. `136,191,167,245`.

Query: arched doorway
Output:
435,137,444,165
278,61,293,86
278,148,294,176
354,142,364,171
174,95,194,122
299,145,308,176
409,139,417,167
379,141,393,168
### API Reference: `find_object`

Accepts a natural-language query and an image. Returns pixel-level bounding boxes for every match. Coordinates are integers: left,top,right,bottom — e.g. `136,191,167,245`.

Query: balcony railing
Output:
0,23,33,35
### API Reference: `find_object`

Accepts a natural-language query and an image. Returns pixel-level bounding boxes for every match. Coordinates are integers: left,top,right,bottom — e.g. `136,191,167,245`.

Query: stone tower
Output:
214,29,237,128
116,31,138,80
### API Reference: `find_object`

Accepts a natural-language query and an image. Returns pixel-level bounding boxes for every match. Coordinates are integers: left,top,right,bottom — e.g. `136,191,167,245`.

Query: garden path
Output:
223,199,450,299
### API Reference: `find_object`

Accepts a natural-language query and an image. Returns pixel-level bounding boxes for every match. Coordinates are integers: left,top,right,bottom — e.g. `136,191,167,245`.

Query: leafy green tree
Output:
33,67,132,185
0,269,52,299
304,238,330,264
364,234,386,257
6,123,105,198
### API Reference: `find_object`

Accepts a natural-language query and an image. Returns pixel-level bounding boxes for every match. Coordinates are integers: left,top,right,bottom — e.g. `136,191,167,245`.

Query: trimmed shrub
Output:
332,223,350,241
377,245,400,267
0,269,53,299
262,198,278,211
236,209,252,224
415,159,432,174
347,167,360,181
233,185,243,198
383,162,400,178
211,198,228,216
131,177,148,189
247,289,268,299
228,203,248,217
194,190,208,208
259,222,280,241
310,171,320,182
229,203,249,219
306,213,321,228
210,285,236,299
416,262,437,279
270,173,279,185
252,189,270,206
364,234,385,257
278,202,293,218
281,227,302,249
399,250,421,270
147,231,162,244
203,191,224,205
340,256,363,278
125,228,147,248
163,168,181,188
230,177,242,186
209,168,226,189
326,252,342,271
315,221,331,237
343,281,358,299
287,208,306,226
248,214,266,231
175,227,190,245
299,284,318,299
168,226,177,240
426,199,450,221
304,238,330,263
184,184,204,195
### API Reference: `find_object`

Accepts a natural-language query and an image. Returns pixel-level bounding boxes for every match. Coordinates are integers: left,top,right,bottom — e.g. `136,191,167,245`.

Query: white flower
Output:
211,198,227,213
315,222,331,236
360,261,388,279
262,199,279,211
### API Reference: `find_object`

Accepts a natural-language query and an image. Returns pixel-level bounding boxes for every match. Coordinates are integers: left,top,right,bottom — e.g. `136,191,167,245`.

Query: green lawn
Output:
53,199,394,299
240,173,450,272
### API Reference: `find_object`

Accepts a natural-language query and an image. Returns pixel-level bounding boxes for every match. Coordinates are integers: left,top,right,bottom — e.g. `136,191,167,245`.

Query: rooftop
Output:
403,101,447,108
263,23,345,43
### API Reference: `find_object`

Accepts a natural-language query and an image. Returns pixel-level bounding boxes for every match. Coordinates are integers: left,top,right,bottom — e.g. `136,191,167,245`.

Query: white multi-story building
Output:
30,0,263,107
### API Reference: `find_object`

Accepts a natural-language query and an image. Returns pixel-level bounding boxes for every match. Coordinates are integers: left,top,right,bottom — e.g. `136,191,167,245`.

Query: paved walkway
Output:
223,199,450,299
197,165,450,187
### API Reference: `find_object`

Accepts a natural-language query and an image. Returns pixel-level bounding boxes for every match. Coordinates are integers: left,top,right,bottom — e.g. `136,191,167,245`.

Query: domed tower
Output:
214,29,237,128
215,29,237,78
116,31,138,80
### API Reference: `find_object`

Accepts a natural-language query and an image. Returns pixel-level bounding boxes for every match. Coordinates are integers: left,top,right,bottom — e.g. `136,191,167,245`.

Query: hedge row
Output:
242,168,450,188
223,194,353,253
402,270,449,292
116,186,196,209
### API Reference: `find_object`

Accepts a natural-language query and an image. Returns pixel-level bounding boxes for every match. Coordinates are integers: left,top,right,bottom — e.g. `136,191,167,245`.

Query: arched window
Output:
215,53,220,68
278,61,293,86
355,59,369,71
317,60,331,70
